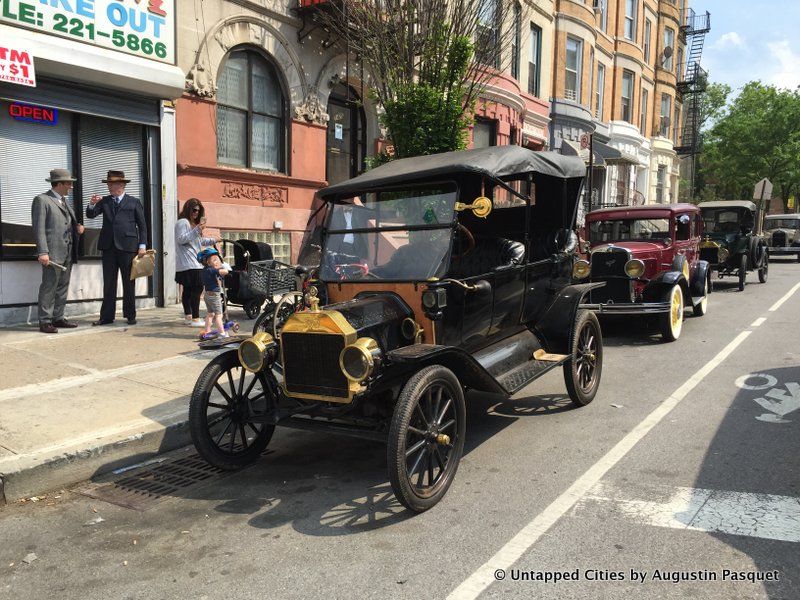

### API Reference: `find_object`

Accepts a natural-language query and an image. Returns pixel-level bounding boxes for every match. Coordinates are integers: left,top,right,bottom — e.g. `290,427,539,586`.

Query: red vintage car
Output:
576,204,711,341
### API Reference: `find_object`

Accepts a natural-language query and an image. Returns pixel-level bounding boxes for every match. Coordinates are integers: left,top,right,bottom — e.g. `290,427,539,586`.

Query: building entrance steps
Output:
0,307,238,503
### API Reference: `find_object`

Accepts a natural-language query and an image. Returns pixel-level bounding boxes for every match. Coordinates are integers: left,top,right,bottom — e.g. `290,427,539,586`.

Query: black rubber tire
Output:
693,274,709,316
659,284,684,342
189,350,275,470
243,300,261,319
387,365,466,513
671,254,688,277
563,310,603,406
797,253,800,263
759,251,769,283
738,254,747,291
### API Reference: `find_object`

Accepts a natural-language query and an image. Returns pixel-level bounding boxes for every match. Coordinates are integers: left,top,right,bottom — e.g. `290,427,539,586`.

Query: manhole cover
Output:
76,453,231,510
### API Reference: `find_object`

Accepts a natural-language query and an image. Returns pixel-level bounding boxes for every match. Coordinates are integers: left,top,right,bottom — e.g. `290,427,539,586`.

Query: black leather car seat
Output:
451,237,525,278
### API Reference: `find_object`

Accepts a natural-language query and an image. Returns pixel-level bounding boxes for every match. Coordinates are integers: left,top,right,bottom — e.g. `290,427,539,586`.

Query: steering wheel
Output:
452,223,476,259
334,262,369,279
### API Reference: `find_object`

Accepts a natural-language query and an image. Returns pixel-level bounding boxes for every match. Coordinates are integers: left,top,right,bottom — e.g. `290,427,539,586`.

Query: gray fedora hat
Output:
46,168,77,183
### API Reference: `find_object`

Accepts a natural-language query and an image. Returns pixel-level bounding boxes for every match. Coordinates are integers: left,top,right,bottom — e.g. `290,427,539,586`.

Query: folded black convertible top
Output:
318,145,586,201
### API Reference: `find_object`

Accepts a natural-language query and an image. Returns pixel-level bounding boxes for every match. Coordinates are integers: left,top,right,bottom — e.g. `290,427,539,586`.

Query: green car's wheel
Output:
189,350,275,470
738,254,747,291
564,310,603,406
388,365,466,513
759,252,769,283
659,284,684,342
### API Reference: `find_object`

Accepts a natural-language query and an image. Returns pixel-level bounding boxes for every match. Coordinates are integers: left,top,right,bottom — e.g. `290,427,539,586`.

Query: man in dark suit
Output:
32,169,85,333
86,170,147,325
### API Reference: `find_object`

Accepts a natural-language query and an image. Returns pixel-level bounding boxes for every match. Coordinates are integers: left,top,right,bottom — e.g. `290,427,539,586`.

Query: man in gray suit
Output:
32,169,85,333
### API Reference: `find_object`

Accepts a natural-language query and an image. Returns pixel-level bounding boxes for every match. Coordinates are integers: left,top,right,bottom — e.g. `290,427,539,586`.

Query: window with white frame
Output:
511,2,521,80
624,0,638,41
476,0,500,68
598,0,607,32
640,88,649,135
656,164,666,203
528,24,542,96
673,105,681,144
595,63,605,119
663,27,675,70
221,230,292,264
621,70,634,123
644,19,652,62
565,37,583,102
660,93,672,137
217,48,287,172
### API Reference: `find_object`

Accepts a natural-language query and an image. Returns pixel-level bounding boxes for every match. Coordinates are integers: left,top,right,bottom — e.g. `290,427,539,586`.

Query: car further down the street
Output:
698,200,769,291
578,204,711,342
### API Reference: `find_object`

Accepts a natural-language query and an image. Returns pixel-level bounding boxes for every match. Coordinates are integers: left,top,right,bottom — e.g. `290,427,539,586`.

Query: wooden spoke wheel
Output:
564,310,603,406
659,284,684,342
388,365,466,513
189,350,275,470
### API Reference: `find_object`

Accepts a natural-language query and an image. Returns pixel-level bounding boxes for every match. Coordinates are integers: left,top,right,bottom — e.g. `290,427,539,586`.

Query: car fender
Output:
642,271,690,303
384,345,507,395
533,282,604,355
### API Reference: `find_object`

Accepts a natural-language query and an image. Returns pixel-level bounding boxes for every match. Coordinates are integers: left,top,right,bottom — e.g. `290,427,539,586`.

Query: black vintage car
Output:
698,200,768,291
188,146,604,512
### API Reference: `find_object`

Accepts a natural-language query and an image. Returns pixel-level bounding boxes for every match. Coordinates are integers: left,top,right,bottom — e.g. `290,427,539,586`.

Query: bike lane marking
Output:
447,330,752,600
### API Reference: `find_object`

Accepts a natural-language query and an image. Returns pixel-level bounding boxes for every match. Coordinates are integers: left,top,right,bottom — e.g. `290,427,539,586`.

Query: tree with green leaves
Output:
315,0,516,164
699,82,800,211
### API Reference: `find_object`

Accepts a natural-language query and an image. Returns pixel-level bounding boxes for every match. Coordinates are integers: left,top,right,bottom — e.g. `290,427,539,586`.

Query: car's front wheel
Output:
659,284,684,342
189,350,275,470
387,365,466,513
738,254,747,291
563,310,603,406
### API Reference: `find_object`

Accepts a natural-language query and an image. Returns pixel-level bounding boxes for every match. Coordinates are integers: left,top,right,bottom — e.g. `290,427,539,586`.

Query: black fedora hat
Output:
102,170,131,183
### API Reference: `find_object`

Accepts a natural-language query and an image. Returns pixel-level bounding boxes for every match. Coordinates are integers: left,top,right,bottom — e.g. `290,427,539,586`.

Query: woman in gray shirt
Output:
175,198,218,325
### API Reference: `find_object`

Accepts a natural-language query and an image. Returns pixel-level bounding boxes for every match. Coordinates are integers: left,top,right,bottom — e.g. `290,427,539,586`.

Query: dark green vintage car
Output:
698,200,768,291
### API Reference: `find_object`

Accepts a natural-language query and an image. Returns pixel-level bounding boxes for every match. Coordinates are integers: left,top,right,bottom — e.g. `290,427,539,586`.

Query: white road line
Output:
577,482,800,543
769,281,800,312
0,352,214,403
447,330,752,600
750,317,766,327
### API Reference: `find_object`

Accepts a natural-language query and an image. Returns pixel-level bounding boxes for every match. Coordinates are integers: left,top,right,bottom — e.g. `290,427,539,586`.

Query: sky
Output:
699,0,800,94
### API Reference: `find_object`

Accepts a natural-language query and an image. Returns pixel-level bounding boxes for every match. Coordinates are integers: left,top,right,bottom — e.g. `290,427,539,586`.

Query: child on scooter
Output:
199,249,229,338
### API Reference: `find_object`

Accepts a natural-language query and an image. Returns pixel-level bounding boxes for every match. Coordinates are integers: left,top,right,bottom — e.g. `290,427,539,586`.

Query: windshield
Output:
320,185,457,281
765,218,800,230
702,208,752,234
589,218,670,244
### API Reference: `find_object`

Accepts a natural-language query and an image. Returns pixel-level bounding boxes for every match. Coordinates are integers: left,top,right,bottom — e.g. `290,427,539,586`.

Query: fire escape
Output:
675,8,711,197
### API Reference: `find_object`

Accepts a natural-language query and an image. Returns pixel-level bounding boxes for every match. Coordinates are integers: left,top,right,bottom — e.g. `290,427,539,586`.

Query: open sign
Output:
8,102,59,126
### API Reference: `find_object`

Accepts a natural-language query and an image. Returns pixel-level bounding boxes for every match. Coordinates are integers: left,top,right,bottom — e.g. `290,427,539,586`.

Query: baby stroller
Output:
219,238,273,318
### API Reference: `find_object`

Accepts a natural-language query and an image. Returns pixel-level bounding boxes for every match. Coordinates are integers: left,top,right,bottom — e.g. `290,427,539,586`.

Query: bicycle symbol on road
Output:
734,373,800,424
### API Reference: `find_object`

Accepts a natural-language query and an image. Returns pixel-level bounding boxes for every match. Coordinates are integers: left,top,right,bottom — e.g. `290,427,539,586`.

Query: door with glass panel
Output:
326,84,365,186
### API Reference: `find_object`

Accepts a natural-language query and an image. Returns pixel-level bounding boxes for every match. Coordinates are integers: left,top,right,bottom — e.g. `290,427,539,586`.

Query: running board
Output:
498,356,569,395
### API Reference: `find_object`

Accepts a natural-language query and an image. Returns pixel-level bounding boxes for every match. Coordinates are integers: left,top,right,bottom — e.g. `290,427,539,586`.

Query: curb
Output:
0,414,192,504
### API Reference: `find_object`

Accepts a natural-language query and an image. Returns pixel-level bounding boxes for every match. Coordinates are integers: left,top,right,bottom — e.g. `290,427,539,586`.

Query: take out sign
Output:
0,44,36,87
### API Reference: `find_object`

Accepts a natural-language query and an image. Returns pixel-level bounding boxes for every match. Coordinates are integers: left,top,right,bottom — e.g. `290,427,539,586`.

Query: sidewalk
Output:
0,306,247,503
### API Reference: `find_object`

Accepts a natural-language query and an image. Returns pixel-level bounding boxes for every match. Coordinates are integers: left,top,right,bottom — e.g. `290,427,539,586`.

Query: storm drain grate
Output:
76,452,235,510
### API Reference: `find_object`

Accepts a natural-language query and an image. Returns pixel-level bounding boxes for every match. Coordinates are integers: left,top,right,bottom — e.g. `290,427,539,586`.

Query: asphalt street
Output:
1,260,798,600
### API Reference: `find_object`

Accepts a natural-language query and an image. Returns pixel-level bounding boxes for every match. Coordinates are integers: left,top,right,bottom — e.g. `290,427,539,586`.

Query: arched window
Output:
216,48,286,172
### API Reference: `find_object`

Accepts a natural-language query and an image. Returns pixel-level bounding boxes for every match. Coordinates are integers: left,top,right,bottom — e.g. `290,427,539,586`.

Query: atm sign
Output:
9,102,58,126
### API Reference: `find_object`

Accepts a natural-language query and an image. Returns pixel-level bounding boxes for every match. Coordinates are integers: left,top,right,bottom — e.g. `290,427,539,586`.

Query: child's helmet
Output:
197,248,220,263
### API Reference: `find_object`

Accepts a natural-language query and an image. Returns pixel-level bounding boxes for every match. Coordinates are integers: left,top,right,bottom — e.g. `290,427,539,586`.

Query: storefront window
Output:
0,103,146,260
217,48,286,173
